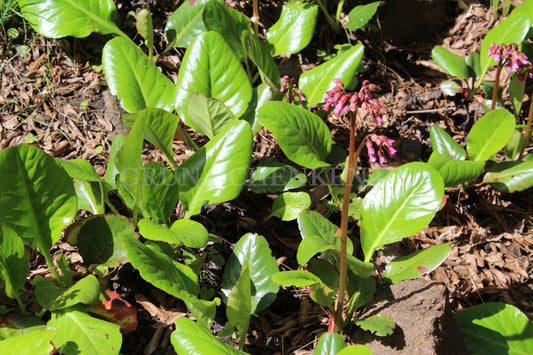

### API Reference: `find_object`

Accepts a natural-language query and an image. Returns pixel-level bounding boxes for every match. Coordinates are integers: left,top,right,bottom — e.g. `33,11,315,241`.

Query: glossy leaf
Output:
175,31,252,124
479,14,530,83
242,31,280,90
0,144,76,254
346,1,384,30
248,161,306,194
360,163,444,261
226,262,251,338
271,270,323,287
60,159,102,182
270,192,310,221
222,234,279,313
467,109,515,162
428,152,485,187
73,180,105,214
171,317,247,354
0,225,29,300
454,302,533,355
140,162,180,223
298,210,350,253
33,275,101,311
137,9,153,52
0,330,56,354
337,345,373,355
165,0,216,48
258,101,331,168
483,160,533,193
104,134,126,189
383,243,452,283
265,3,318,56
241,84,273,135
18,0,120,38
509,76,526,117
440,80,463,96
432,46,469,80
203,1,249,61
296,235,332,266
48,305,122,355
355,315,396,336
138,218,209,249
505,128,525,160
177,120,252,217
103,37,175,113
299,44,364,106
314,332,346,355
430,125,467,160
187,92,236,139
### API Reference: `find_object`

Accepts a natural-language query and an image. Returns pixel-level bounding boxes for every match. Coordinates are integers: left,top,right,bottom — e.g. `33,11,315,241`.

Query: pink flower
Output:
280,75,306,103
366,134,396,165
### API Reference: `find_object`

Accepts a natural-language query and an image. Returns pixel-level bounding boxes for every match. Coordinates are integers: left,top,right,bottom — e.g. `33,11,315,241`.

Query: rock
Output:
350,279,468,354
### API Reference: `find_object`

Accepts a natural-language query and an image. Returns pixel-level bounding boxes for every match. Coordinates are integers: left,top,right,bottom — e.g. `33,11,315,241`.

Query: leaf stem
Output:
518,96,533,160
43,251,62,284
491,61,503,111
315,0,340,32
252,0,259,36
15,294,27,315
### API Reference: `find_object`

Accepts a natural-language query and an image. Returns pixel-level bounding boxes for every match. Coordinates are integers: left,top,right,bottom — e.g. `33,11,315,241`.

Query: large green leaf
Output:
165,0,218,48
467,109,515,162
176,120,252,217
0,330,56,354
360,163,444,261
171,317,247,354
48,306,122,355
203,1,250,61
248,161,306,194
454,302,533,355
140,162,180,223
430,125,467,160
355,315,396,336
479,14,530,84
346,1,384,31
18,0,120,38
431,46,469,80
221,234,279,313
60,159,107,214
0,225,29,300
138,218,209,249
299,44,364,106
265,3,318,56
314,332,347,355
175,31,252,124
242,31,280,90
33,275,101,311
483,160,533,193
241,83,274,135
258,101,331,168
271,270,334,306
60,159,103,182
337,345,373,355
103,37,175,113
270,192,310,221
226,262,251,338
187,92,236,139
383,243,452,283
0,144,76,254
427,152,485,187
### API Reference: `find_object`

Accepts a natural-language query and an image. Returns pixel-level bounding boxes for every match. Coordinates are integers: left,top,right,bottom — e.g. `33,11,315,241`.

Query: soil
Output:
0,0,532,354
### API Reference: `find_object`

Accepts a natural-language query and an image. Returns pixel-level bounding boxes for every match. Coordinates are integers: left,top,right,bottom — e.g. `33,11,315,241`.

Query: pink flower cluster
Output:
365,134,397,164
280,75,306,103
488,43,533,83
322,78,385,124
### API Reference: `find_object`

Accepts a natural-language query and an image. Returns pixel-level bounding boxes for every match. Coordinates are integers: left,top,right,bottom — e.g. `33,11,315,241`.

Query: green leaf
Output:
360,162,444,261
0,330,56,354
104,134,126,189
119,232,200,298
296,235,332,266
182,297,221,331
48,306,122,355
33,275,101,311
64,215,133,268
171,317,248,354
270,192,310,221
337,345,373,355
187,92,236,139
467,109,515,161
258,101,331,168
314,332,347,355
466,52,481,81
355,315,396,336
103,37,175,113
428,152,485,187
241,84,273,135
505,128,525,160
248,161,306,194
0,225,29,300
509,76,526,117
271,270,322,287
430,125,467,160
483,160,533,193
60,159,103,182
265,4,318,56
431,46,469,80
18,0,120,38
299,44,364,106
222,234,279,313
137,9,153,53
383,243,452,283
346,1,384,31
454,302,533,355
140,162,180,223
0,144,77,254
177,120,252,217
479,14,530,83
242,31,280,90
73,180,106,214
440,80,463,96
226,262,251,337
203,1,250,61
298,210,347,251
175,31,252,124
138,218,209,249
165,0,217,48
